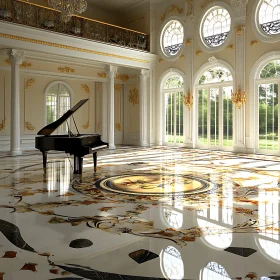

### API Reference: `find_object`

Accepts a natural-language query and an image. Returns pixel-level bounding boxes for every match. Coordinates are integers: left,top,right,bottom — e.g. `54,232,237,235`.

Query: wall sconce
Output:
183,91,193,110
231,87,246,109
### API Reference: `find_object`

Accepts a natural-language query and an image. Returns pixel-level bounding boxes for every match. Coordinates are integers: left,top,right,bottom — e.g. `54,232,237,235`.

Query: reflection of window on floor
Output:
197,181,233,249
201,262,231,280
163,201,183,229
161,246,184,280
257,190,280,261
47,159,70,196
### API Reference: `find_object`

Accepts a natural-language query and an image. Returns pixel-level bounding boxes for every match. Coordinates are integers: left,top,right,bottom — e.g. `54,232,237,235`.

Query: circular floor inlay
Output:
94,174,215,196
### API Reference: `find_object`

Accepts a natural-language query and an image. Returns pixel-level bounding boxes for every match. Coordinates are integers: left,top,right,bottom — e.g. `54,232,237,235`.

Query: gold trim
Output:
231,87,246,109
183,91,193,110
161,5,183,21
81,84,90,94
116,74,129,82
18,0,147,35
25,121,35,131
25,79,35,89
115,123,121,131
82,121,89,129
179,55,185,59
227,44,234,50
196,51,202,56
186,39,191,46
0,117,6,131
5,59,32,68
250,40,259,46
97,72,107,78
58,66,75,73
129,88,139,106
0,33,149,64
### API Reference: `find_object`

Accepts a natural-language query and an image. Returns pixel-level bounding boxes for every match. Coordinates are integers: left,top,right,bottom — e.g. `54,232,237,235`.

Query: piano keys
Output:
35,99,108,174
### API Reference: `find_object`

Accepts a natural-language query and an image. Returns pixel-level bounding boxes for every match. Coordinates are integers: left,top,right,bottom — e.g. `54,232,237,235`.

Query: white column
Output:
231,0,248,153
101,82,108,142
139,69,149,146
8,49,23,156
105,65,117,150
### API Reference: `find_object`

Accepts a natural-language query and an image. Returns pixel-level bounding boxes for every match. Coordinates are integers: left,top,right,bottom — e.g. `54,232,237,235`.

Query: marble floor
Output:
1,146,280,280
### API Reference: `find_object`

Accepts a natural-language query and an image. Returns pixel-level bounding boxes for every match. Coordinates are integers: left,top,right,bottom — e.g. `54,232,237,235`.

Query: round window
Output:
201,7,231,48
259,0,280,35
161,20,184,57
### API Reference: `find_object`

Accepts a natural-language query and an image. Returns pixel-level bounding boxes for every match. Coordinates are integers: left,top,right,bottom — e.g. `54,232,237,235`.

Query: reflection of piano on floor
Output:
35,99,108,174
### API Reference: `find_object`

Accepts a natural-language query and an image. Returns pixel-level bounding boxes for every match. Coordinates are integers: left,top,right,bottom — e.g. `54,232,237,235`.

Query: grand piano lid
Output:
37,99,88,136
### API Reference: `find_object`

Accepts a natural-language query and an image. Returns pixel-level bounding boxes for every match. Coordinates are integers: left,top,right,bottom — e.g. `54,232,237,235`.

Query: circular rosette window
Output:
94,173,216,196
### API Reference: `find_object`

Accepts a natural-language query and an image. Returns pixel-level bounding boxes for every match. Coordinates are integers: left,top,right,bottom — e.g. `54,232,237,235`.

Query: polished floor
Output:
0,146,280,280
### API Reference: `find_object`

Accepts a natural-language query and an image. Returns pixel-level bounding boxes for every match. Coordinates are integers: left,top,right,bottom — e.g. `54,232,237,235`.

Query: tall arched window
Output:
196,66,233,149
256,60,280,152
45,82,71,133
163,74,184,145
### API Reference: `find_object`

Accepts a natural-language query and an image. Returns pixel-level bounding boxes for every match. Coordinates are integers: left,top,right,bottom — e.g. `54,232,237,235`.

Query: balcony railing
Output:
0,0,149,52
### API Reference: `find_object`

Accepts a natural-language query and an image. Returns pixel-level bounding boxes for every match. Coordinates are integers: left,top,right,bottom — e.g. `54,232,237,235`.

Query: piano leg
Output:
41,151,47,173
74,156,83,174
93,152,97,172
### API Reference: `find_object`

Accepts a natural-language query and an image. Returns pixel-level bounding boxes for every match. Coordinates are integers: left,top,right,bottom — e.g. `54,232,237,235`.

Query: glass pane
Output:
199,67,232,85
164,75,184,89
259,83,278,150
46,95,57,124
166,93,174,143
260,60,280,78
210,88,219,146
198,89,208,145
223,86,233,147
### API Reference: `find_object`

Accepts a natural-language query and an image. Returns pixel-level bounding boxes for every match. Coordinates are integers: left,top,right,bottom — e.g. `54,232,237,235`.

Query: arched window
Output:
196,65,233,149
256,60,280,152
163,73,184,145
161,20,184,57
45,82,71,133
259,0,280,35
201,7,231,48
201,262,231,280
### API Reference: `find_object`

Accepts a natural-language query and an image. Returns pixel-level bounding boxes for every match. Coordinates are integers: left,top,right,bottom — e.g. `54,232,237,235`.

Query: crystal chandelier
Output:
48,0,87,23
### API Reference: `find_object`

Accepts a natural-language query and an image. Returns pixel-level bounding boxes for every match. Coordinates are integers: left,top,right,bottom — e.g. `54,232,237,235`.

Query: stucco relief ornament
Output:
208,56,217,64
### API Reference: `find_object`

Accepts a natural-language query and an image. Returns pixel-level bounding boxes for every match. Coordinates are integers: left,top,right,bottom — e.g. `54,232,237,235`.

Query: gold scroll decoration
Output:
116,74,129,82
81,84,90,94
5,59,32,68
250,40,259,47
227,44,234,50
25,79,35,89
196,51,202,56
0,117,6,131
186,39,191,46
58,66,75,73
183,91,193,110
25,121,35,131
97,72,107,78
81,84,90,129
236,25,245,35
82,121,89,129
115,123,121,131
161,5,183,21
114,84,122,91
129,87,139,106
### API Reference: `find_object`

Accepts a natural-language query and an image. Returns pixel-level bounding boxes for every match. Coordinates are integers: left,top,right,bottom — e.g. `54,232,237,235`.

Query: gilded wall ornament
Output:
236,25,245,35
250,40,259,46
97,72,107,78
161,5,183,21
186,0,193,16
115,123,121,131
116,74,129,82
179,55,185,59
25,79,35,89
97,121,102,129
58,66,75,73
159,58,163,63
0,117,6,131
114,84,122,91
231,87,246,109
186,39,191,46
25,121,35,131
129,88,139,106
183,91,193,110
81,84,90,94
227,44,234,50
196,51,202,56
5,58,32,68
82,121,89,129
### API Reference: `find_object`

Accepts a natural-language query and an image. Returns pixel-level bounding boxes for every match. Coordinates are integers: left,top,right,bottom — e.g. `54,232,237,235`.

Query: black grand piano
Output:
35,99,108,174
